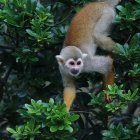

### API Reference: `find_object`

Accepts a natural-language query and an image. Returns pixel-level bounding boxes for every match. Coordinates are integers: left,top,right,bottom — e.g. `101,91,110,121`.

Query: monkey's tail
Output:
107,0,120,6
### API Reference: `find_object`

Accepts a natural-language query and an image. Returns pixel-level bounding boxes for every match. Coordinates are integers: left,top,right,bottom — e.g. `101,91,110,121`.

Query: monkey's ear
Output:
82,53,88,59
56,55,64,65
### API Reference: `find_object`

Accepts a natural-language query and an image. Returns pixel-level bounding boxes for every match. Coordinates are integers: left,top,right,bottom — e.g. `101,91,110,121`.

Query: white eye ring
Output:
69,61,75,65
77,61,81,65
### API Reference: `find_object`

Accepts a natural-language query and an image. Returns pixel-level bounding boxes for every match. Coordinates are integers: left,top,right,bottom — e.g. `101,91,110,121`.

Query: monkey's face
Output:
56,53,87,77
56,46,87,77
65,58,84,77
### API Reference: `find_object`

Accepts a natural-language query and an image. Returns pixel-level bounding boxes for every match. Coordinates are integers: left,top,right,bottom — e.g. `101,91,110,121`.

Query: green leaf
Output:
50,126,58,132
7,128,17,134
0,0,7,4
65,126,73,133
70,114,79,122
58,125,64,130
49,98,54,105
130,33,140,47
117,5,126,13
26,29,38,38
135,0,140,4
29,57,39,62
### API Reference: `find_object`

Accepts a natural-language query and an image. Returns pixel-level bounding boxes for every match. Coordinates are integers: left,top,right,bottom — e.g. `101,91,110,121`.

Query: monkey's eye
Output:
69,61,75,65
77,61,81,65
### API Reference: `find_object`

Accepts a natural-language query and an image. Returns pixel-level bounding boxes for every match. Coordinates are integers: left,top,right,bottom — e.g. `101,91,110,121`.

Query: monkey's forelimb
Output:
60,73,76,112
83,55,114,101
64,87,76,112
83,55,113,75
93,7,116,52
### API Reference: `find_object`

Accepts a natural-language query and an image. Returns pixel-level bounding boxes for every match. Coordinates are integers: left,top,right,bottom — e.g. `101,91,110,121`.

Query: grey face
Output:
56,46,88,77
65,58,84,77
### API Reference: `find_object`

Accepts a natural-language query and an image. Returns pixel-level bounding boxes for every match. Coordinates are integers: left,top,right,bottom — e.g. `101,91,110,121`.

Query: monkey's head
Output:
56,46,87,77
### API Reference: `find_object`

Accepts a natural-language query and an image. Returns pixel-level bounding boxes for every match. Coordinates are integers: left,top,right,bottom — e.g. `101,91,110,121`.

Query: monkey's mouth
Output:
70,73,80,77
70,69,80,77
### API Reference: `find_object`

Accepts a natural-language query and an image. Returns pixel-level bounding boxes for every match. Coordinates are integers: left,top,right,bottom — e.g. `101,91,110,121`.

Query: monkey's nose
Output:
71,69,79,75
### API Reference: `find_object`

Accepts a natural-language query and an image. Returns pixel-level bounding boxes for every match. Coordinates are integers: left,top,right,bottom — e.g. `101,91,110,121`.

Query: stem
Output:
70,110,93,115
0,62,3,69
0,45,15,50
0,63,14,100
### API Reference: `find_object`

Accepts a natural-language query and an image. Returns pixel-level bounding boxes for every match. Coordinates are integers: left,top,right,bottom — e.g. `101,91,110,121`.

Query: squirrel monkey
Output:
56,0,120,111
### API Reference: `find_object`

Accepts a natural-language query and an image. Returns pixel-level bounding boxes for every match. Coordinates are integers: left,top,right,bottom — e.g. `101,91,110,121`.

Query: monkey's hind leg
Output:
64,87,76,112
93,9,116,52
103,65,114,101
94,34,115,52
83,55,114,101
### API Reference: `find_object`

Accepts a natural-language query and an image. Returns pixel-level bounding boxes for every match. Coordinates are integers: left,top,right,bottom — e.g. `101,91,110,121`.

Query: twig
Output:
70,110,93,115
0,27,20,100
125,35,132,44
1,64,13,83
0,63,14,100
0,32,15,40
86,115,102,136
0,62,3,69
0,45,15,50
16,31,19,48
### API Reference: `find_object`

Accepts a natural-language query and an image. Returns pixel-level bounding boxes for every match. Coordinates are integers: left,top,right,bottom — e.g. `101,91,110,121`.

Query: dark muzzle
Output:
71,69,79,75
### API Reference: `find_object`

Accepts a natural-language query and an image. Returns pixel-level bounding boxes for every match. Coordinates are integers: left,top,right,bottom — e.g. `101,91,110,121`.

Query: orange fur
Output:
103,66,114,101
64,2,107,47
64,87,76,112
103,69,114,87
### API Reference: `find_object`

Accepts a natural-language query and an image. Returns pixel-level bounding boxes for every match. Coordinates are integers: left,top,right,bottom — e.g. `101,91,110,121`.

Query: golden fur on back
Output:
64,2,108,48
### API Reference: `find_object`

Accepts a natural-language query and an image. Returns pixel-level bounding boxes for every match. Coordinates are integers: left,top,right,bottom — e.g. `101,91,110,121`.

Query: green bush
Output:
89,84,138,113
7,99,79,140
0,0,140,139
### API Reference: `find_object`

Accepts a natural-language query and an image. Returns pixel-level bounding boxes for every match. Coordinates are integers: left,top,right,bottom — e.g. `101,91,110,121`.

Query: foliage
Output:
7,98,79,140
102,117,140,140
86,84,139,139
0,0,54,64
0,0,139,139
89,84,139,113
116,0,140,31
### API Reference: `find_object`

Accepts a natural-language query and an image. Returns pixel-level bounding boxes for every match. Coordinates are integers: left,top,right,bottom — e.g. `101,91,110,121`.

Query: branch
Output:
70,110,93,115
0,62,3,69
0,29,20,100
0,62,14,100
0,45,15,50
125,35,132,44
1,64,13,83
0,32,15,40
15,31,19,48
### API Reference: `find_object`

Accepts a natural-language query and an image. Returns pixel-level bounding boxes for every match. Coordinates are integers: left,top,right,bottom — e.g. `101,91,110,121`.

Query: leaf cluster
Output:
103,117,140,140
7,99,79,140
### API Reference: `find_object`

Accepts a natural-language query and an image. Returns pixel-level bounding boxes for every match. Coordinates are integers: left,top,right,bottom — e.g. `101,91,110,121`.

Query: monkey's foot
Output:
105,94,112,103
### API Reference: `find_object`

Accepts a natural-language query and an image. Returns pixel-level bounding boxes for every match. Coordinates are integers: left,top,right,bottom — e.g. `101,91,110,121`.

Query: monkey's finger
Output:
105,94,112,103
